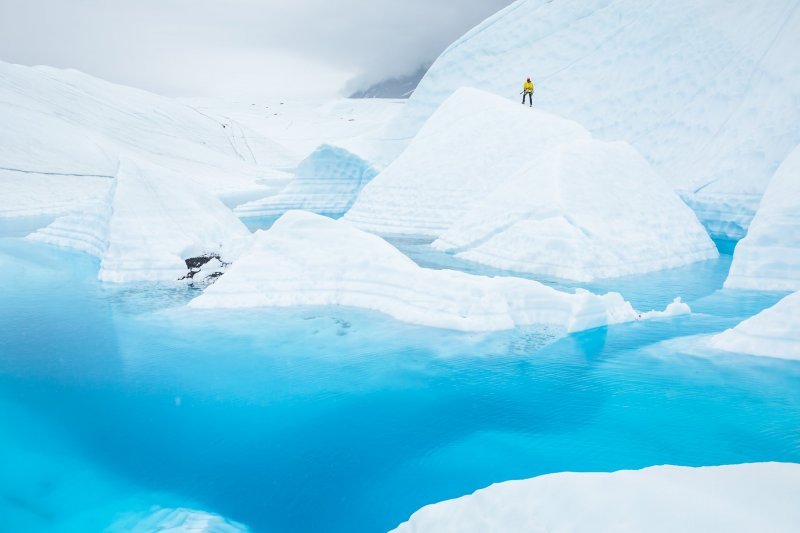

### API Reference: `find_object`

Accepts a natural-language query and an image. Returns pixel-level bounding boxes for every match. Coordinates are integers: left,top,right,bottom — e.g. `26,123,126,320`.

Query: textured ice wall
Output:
392,463,800,533
725,146,800,291
235,144,378,219
383,0,800,239
710,291,800,360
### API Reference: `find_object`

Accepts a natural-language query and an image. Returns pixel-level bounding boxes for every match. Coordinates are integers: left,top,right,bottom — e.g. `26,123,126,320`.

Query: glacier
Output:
710,291,800,360
380,0,800,240
234,144,379,220
189,210,688,332
109,507,249,533
345,88,717,281
724,145,800,291
391,463,800,533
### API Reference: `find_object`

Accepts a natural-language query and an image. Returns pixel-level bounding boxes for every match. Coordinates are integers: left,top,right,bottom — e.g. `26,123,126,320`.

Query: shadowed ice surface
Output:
1,237,798,532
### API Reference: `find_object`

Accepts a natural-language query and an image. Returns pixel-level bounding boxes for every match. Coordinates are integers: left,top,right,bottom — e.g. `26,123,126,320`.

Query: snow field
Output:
391,463,800,533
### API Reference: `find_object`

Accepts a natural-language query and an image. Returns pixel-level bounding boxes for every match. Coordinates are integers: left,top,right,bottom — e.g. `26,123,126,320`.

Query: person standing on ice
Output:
522,77,534,107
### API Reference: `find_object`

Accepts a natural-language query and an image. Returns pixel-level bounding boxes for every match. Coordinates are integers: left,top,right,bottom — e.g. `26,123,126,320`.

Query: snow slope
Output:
710,291,800,360
0,61,288,220
234,144,378,219
432,138,717,281
384,0,800,239
392,463,800,533
29,159,250,283
725,146,800,291
108,507,249,533
346,88,716,281
189,211,687,332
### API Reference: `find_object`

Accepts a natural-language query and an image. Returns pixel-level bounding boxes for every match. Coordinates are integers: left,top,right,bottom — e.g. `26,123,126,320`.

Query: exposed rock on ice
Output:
391,463,800,533
235,144,378,220
190,211,686,332
108,506,248,532
725,146,800,291
432,138,717,281
710,291,800,360
29,159,250,283
346,89,716,281
384,0,800,239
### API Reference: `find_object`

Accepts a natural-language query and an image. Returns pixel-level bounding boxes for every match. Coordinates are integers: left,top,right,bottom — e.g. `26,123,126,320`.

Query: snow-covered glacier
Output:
189,210,688,332
234,144,378,220
29,158,250,283
710,291,800,360
724,146,800,291
391,463,800,533
382,0,800,240
345,88,716,281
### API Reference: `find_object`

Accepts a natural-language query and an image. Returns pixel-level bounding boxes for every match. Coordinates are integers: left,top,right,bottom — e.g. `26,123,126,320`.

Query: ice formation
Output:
725,146,800,291
382,0,800,239
190,211,687,332
29,159,250,283
235,144,378,220
346,89,716,281
710,291,800,360
0,60,288,221
108,507,248,532
392,463,800,533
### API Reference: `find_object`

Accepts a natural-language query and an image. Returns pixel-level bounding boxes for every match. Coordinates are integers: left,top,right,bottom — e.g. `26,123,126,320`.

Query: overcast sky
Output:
0,0,512,99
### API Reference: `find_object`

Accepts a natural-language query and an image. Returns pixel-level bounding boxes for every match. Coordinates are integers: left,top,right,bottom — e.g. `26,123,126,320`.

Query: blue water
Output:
1,237,799,532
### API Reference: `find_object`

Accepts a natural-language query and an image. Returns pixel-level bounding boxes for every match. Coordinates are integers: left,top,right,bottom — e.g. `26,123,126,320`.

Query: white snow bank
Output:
0,60,288,220
29,159,250,283
386,0,800,239
344,88,591,237
725,146,800,291
710,291,800,360
108,506,248,532
432,138,717,281
234,144,378,219
190,211,686,332
392,462,800,533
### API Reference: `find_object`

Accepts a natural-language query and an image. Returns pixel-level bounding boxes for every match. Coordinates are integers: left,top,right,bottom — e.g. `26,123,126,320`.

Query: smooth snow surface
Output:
346,89,716,281
109,507,249,532
386,0,800,239
725,146,800,291
392,463,800,533
0,61,288,220
189,211,686,332
710,291,800,360
235,144,378,219
29,159,250,283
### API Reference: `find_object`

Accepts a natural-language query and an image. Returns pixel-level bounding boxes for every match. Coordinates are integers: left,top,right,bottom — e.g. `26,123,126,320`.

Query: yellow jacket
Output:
523,81,534,93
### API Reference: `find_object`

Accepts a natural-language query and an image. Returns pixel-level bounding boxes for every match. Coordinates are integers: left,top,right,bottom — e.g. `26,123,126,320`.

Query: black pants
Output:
522,92,532,106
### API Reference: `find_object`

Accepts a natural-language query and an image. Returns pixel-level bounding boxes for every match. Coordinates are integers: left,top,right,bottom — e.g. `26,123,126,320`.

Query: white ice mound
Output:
725,146,800,291
344,88,591,237
234,144,378,219
710,291,800,360
0,60,288,220
189,211,685,332
109,506,248,532
391,463,800,533
388,0,800,239
29,159,250,283
433,139,717,281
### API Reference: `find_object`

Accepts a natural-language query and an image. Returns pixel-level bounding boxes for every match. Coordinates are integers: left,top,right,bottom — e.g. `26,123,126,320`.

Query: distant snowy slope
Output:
710,291,800,360
234,144,378,220
725,146,800,291
392,463,800,533
108,507,249,532
346,89,716,281
190,211,687,332
30,159,250,283
385,0,800,239
0,61,289,219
